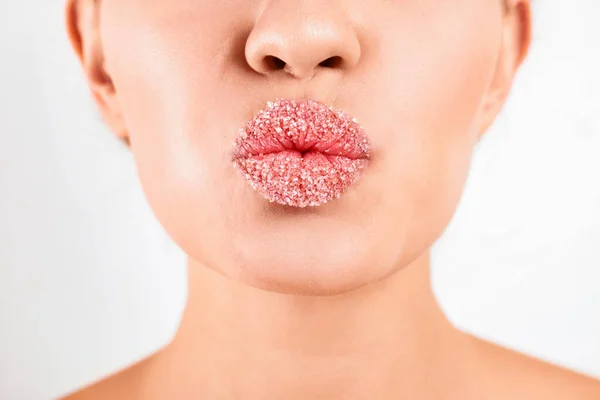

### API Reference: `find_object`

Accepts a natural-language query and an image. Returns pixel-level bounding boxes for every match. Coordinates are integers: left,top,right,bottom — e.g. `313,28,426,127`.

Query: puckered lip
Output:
232,98,371,162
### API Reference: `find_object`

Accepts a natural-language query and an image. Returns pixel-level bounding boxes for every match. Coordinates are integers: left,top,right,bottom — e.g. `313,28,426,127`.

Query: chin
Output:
232,249,376,297
214,213,401,296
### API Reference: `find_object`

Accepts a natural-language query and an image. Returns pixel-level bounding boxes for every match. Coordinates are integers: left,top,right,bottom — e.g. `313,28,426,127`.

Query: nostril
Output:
258,55,344,76
264,55,287,71
318,56,343,69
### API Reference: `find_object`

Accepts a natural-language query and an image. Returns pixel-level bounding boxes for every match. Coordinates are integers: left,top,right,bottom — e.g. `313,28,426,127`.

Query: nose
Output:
245,2,362,80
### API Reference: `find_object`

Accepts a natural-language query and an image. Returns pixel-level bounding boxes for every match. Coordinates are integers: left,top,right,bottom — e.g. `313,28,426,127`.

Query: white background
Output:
1,1,599,399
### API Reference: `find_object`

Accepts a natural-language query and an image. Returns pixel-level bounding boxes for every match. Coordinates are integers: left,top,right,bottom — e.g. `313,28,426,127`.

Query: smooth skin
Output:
64,0,600,398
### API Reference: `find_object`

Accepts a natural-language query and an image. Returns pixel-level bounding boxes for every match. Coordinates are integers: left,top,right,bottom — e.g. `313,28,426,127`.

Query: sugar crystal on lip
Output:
232,98,371,208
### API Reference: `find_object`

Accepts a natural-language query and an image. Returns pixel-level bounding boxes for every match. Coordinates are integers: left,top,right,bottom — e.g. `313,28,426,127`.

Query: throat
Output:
132,253,483,399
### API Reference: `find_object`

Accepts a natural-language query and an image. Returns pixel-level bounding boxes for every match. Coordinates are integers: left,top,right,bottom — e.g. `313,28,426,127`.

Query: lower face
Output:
99,0,503,295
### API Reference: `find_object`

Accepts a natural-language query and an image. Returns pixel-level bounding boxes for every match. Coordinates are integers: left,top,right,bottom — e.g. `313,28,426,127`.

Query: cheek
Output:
366,3,502,252
99,3,244,247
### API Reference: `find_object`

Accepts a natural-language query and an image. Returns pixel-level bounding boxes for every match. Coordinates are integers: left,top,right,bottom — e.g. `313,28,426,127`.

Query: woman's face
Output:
88,0,515,295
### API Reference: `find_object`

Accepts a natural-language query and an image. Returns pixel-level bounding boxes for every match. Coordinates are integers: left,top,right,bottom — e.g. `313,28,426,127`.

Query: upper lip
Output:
232,98,371,161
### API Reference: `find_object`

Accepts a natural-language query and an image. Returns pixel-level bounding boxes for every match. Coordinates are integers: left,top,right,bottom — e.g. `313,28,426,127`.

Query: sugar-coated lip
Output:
232,98,371,208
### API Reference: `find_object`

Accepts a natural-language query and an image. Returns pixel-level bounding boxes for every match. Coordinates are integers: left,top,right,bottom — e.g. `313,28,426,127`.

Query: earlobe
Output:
65,0,129,141
477,0,532,138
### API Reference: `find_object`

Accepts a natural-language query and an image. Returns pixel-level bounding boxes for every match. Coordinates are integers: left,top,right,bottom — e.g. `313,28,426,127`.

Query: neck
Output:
145,252,484,399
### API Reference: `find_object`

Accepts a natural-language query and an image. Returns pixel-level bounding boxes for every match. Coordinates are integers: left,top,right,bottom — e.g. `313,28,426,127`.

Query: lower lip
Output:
232,99,371,208
235,151,368,208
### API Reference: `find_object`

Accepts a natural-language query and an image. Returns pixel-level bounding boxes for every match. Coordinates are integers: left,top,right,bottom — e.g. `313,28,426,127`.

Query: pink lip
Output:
232,98,371,208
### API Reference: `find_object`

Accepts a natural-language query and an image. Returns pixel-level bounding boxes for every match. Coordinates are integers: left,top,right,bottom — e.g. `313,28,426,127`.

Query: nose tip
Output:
245,5,362,79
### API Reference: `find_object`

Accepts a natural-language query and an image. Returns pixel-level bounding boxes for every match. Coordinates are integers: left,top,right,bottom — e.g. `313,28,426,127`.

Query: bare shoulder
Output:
59,355,156,400
471,336,600,400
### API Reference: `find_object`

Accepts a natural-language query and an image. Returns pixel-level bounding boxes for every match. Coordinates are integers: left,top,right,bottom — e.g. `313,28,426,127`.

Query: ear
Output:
478,0,532,138
65,0,129,143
